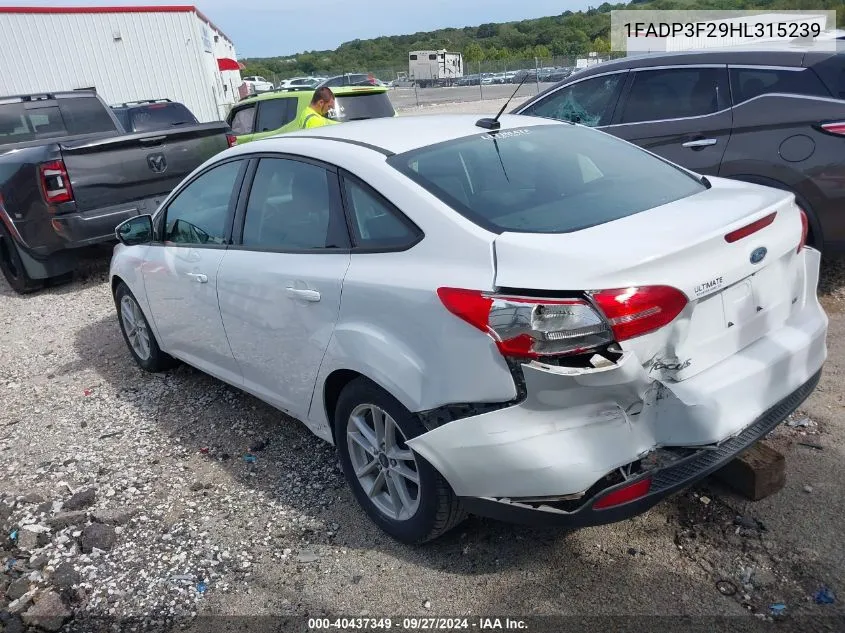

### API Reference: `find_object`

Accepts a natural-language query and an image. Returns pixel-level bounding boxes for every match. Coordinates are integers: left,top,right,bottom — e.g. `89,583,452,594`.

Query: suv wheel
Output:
335,377,465,544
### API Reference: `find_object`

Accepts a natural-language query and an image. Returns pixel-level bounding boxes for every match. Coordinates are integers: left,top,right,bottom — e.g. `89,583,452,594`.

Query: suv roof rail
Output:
112,98,173,108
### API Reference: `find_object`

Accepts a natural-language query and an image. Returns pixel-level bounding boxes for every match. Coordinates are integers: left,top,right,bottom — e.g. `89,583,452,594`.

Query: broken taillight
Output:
437,288,613,359
591,286,688,342
437,284,687,359
39,160,73,205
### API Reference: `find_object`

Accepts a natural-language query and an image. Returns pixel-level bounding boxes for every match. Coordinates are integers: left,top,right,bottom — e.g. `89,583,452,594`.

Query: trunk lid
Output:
59,122,230,211
492,178,806,380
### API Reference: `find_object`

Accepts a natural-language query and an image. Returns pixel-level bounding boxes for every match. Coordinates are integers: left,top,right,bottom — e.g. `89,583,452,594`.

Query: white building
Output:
627,13,830,55
0,5,244,122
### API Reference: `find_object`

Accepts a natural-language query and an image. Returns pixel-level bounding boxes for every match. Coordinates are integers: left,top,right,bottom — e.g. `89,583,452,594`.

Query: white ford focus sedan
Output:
110,114,827,544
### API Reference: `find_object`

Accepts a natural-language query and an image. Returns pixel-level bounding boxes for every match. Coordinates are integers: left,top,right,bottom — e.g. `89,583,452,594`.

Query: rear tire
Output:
0,226,43,294
335,377,465,544
114,281,177,372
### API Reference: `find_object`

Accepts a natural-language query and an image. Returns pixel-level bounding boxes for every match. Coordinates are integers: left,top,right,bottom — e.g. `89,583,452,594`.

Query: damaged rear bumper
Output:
459,369,820,528
406,248,827,526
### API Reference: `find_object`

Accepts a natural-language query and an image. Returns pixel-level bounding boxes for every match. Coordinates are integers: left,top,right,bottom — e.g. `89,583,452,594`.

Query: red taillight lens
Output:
591,286,688,342
820,121,845,136
724,212,777,243
436,287,613,359
798,207,809,253
226,134,237,148
593,477,652,510
39,160,73,205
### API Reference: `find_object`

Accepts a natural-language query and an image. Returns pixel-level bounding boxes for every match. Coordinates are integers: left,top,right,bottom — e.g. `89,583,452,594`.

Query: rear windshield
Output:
0,96,116,145
388,124,706,234
330,93,395,122
129,103,197,132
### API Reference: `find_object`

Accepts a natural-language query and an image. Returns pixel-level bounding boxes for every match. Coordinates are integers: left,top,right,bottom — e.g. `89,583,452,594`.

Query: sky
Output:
3,0,587,57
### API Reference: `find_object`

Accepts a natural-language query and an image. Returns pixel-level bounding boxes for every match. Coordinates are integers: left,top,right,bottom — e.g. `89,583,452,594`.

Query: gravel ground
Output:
1,157,844,631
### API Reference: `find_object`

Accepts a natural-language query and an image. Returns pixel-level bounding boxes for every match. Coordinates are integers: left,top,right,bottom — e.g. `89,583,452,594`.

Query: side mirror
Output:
115,214,153,246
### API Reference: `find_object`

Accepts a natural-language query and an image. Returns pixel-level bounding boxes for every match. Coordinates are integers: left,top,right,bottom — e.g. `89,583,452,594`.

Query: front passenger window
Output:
164,161,242,245
524,74,624,127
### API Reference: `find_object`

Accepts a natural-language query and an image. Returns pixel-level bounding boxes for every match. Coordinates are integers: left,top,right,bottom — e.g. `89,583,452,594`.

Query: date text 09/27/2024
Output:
623,21,822,39
307,617,529,630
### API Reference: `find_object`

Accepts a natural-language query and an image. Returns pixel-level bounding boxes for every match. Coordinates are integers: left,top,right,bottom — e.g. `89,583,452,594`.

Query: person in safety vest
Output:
299,87,339,129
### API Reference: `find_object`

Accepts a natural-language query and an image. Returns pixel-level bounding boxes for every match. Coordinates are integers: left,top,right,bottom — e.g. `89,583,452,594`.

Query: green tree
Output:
592,36,611,53
534,45,552,59
463,42,485,63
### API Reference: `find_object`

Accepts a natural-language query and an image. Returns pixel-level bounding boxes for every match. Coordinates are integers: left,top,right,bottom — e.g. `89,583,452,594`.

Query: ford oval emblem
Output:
750,247,767,265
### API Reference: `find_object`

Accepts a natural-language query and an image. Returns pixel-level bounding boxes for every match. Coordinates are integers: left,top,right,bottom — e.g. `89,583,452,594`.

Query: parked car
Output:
318,73,378,88
109,114,826,544
0,90,235,293
111,99,199,133
277,77,321,90
515,48,845,253
243,76,274,94
226,86,396,144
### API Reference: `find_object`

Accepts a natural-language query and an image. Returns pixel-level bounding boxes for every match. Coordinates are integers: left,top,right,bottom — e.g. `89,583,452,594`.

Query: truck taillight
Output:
798,207,809,253
226,134,237,148
39,160,73,205
437,288,614,359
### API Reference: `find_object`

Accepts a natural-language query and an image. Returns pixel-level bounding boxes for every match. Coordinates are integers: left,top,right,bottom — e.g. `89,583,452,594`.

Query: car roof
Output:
237,85,388,106
561,46,841,80
248,114,562,156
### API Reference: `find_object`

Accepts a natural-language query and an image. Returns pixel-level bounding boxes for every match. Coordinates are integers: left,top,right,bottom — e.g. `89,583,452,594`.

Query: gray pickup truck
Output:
0,90,235,293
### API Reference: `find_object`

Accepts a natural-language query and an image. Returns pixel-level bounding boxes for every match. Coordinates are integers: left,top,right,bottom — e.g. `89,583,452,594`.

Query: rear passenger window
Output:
58,97,117,134
729,67,830,104
241,158,347,251
342,177,421,249
230,105,256,135
256,99,296,132
621,68,725,123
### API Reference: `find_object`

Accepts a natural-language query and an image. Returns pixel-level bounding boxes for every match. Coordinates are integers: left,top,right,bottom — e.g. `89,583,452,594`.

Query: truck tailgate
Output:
59,122,230,211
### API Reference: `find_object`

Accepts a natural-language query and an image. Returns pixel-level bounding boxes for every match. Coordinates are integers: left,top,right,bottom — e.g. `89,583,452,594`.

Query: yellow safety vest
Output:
299,105,338,129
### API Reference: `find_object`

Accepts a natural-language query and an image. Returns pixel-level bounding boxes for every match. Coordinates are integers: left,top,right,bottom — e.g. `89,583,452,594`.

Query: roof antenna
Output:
476,73,530,131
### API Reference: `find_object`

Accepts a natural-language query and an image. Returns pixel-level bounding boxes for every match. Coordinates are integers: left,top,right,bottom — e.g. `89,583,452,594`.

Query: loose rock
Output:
81,523,117,553
52,562,80,590
6,577,30,601
91,507,135,526
46,511,88,529
16,524,50,551
63,487,95,511
22,590,71,632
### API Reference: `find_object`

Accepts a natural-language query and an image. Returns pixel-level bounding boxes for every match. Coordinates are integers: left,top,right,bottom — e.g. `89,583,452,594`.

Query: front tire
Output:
335,377,465,544
0,226,43,294
114,281,177,372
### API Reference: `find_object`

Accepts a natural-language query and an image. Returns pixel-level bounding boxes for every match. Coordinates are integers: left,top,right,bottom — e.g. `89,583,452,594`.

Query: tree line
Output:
242,0,845,80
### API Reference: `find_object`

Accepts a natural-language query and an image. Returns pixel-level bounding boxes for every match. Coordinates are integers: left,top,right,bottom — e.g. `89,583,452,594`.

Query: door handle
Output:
186,272,208,283
682,138,718,148
140,135,167,146
286,287,321,302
